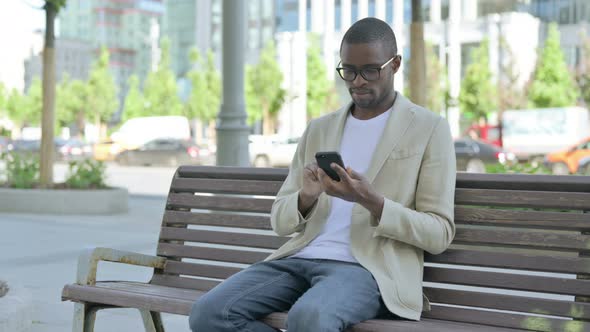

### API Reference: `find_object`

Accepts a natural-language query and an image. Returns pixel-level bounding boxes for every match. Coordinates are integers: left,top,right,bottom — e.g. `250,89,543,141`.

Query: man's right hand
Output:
298,162,323,216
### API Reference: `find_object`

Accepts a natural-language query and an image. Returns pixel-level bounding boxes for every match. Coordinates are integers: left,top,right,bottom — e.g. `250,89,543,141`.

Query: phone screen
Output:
315,151,345,181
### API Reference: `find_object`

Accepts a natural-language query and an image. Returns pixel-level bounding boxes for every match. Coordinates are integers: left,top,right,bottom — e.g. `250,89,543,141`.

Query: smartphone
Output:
315,151,345,181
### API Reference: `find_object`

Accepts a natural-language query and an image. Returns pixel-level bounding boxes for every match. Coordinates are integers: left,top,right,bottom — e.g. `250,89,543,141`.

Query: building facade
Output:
58,0,165,105
24,39,93,92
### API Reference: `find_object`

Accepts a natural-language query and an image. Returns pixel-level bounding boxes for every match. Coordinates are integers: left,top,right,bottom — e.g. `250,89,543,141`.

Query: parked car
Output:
57,138,93,161
454,138,516,173
115,138,213,167
544,137,590,175
249,136,299,167
577,156,590,176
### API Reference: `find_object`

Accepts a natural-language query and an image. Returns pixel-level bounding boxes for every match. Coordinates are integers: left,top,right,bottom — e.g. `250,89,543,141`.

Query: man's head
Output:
338,18,401,110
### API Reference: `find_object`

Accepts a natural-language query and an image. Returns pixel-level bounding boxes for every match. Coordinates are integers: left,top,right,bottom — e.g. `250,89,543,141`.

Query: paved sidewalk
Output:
1,195,192,332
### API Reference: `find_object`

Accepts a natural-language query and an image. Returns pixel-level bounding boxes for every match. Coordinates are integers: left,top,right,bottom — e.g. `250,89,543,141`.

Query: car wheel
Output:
466,159,486,173
254,155,270,168
551,162,569,175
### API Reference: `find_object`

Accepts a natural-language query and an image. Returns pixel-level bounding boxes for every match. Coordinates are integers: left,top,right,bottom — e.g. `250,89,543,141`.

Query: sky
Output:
0,0,46,92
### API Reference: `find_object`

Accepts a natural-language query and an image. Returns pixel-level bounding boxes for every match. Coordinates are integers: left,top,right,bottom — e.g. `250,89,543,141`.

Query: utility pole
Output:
216,0,250,166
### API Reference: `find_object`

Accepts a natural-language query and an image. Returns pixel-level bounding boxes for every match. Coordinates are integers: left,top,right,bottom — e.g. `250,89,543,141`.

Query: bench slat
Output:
428,248,590,275
164,261,241,279
424,266,590,296
455,207,590,231
150,274,219,291
159,227,289,249
424,304,588,332
162,211,272,230
177,166,288,181
160,261,590,297
455,188,590,210
453,227,590,251
455,172,590,193
170,178,283,196
157,243,270,264
157,243,590,275
166,193,274,213
424,287,590,319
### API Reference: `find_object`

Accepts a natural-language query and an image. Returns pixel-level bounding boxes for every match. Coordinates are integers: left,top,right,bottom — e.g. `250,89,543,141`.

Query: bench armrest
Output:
76,247,167,285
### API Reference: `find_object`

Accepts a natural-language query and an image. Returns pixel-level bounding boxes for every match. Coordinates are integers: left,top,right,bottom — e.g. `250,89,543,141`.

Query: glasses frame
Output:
336,55,399,82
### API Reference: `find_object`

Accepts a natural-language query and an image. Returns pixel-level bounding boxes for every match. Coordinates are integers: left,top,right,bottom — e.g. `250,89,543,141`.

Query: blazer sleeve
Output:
371,118,456,254
270,122,323,236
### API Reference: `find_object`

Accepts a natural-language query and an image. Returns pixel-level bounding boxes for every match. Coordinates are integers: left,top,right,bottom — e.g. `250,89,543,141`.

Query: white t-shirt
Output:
291,107,392,262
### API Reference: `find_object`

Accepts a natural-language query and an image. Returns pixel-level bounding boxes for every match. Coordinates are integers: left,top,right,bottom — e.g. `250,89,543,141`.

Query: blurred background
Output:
1,0,590,175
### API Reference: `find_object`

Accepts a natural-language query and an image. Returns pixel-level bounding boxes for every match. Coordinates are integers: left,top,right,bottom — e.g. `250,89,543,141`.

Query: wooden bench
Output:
62,166,590,332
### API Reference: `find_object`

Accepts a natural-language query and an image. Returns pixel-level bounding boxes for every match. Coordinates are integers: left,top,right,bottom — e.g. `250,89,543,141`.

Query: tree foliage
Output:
87,48,119,123
245,42,285,134
143,37,183,116
498,37,526,111
424,43,448,114
185,49,220,122
56,75,88,131
122,75,144,121
459,39,497,121
306,36,338,119
576,35,590,107
528,23,579,108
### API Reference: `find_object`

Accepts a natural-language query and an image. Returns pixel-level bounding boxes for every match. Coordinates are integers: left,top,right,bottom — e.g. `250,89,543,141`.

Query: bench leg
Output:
139,309,165,332
73,303,100,332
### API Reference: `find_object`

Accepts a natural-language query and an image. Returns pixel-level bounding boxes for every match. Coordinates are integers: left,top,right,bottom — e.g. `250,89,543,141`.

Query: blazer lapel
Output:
324,101,353,151
365,93,416,183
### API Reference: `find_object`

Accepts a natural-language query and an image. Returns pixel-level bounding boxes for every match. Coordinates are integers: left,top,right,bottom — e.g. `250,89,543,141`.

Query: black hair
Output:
340,17,398,56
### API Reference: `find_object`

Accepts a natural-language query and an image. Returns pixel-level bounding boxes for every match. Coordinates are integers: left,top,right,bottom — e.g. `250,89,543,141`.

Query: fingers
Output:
331,163,351,182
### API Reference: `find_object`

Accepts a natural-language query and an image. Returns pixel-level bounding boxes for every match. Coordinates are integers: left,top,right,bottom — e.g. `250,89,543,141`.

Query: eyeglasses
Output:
336,55,398,82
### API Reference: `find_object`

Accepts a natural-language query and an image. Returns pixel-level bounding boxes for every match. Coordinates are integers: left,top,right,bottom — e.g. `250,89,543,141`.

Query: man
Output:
189,17,456,331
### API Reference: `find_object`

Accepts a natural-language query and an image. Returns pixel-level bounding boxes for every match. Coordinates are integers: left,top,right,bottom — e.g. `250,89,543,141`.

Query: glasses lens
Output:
361,68,380,81
338,68,356,81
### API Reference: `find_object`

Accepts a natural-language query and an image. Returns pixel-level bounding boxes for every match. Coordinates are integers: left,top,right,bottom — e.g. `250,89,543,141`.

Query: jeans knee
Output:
287,304,340,332
189,295,224,332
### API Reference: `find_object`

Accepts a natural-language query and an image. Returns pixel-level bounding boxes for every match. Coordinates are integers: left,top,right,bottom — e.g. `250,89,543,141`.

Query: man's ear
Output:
392,55,402,74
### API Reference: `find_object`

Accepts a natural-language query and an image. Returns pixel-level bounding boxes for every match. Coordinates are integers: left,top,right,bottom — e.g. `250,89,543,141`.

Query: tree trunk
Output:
262,106,271,136
76,111,85,138
409,0,426,106
40,2,57,188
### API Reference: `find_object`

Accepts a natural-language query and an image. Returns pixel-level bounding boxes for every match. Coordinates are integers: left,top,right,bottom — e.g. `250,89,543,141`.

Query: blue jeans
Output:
189,257,388,332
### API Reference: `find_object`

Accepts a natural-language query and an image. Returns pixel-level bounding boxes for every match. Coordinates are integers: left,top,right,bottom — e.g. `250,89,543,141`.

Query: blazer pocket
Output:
387,148,422,160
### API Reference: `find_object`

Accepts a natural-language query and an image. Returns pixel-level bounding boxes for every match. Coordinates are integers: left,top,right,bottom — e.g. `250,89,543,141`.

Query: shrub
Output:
0,152,39,189
65,159,107,189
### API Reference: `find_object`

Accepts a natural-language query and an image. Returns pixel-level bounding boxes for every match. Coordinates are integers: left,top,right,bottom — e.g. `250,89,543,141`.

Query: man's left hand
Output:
317,164,385,220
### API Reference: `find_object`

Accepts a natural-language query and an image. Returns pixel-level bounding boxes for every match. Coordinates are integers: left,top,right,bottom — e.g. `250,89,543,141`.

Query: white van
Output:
111,116,191,150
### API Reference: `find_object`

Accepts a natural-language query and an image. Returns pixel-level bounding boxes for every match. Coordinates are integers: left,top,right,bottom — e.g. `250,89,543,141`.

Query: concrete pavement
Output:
1,195,193,332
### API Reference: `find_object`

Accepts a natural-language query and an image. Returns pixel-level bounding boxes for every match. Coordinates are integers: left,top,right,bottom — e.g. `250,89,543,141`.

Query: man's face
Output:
339,42,399,109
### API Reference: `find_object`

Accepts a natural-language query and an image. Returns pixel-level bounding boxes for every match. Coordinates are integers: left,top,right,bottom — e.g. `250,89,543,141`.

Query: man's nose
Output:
351,72,368,87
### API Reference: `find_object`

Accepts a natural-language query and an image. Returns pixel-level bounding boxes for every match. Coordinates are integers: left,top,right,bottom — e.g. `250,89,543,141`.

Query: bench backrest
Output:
152,166,590,331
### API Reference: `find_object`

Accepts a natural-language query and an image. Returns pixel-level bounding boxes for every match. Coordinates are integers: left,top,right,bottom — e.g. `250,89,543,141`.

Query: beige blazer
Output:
265,93,456,320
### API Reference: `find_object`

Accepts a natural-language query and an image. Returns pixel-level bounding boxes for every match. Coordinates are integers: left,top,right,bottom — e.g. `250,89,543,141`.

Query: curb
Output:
0,283,33,332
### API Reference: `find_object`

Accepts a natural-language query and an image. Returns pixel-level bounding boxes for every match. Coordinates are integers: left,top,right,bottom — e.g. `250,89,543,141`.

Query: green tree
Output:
0,82,7,113
122,75,144,121
528,23,579,108
57,75,88,135
246,42,285,135
498,37,526,112
87,48,119,125
459,39,497,122
143,38,183,116
425,43,448,114
576,35,590,107
185,48,220,122
307,36,338,119
6,88,33,128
